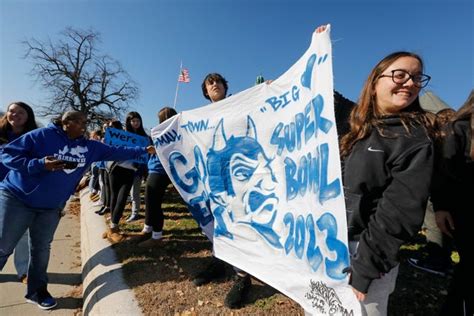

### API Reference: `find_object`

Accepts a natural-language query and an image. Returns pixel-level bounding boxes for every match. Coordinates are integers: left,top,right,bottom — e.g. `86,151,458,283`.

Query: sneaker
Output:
128,231,152,244
192,257,227,286
407,258,449,276
92,200,104,207
224,274,251,309
126,213,140,222
138,237,162,248
95,206,110,215
26,289,57,310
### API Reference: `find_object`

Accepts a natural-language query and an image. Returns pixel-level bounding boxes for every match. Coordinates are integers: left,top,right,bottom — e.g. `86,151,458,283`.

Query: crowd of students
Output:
0,25,472,315
90,108,178,248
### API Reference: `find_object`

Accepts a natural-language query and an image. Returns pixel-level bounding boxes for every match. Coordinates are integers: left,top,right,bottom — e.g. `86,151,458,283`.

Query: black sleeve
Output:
431,121,471,212
334,90,356,138
350,142,433,293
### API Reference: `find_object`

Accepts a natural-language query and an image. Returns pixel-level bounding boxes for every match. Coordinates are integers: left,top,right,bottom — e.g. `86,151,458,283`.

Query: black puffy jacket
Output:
342,116,433,293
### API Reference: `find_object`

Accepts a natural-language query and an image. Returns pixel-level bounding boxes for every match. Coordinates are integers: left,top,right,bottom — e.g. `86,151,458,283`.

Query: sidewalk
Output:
0,198,82,315
1,189,142,315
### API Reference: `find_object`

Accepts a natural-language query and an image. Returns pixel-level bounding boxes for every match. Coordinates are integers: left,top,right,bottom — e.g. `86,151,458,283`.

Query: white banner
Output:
152,26,360,315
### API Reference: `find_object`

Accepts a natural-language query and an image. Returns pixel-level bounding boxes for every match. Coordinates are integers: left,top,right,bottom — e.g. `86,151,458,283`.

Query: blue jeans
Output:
14,230,30,277
130,175,142,214
88,163,100,193
0,189,61,297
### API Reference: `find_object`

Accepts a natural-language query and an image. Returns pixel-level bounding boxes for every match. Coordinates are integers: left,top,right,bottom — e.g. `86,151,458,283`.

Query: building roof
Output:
419,90,451,113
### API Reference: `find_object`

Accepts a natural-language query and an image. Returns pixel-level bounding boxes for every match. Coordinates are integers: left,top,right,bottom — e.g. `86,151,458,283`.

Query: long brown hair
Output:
125,111,148,136
0,102,38,144
340,52,436,157
158,107,177,123
433,108,456,140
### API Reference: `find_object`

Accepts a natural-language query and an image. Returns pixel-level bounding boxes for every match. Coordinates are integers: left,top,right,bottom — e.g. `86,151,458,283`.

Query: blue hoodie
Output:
0,131,22,180
147,153,166,175
0,123,146,209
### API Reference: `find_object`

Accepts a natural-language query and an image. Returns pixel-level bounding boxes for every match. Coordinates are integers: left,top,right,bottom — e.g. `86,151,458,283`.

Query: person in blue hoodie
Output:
0,101,39,284
134,107,177,247
0,110,155,310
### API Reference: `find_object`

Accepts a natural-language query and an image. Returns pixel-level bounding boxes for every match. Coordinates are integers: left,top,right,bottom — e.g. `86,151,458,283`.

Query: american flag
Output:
178,68,190,83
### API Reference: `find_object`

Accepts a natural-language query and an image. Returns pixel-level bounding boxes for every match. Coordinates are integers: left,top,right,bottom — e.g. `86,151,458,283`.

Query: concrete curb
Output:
80,189,142,316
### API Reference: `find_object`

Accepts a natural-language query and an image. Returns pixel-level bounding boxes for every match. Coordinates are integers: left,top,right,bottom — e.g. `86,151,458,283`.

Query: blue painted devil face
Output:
207,116,282,248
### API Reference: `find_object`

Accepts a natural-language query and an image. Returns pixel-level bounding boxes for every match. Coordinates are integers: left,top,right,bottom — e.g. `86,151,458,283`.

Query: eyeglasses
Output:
379,69,431,88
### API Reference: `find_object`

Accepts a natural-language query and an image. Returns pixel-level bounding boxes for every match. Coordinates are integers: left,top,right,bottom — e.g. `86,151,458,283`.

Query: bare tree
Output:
24,27,138,127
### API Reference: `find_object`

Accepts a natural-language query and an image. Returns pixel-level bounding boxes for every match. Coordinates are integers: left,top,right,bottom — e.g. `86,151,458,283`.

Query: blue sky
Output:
1,0,472,130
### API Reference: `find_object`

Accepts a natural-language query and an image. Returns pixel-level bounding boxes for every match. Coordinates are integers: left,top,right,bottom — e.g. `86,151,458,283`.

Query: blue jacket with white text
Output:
1,123,146,209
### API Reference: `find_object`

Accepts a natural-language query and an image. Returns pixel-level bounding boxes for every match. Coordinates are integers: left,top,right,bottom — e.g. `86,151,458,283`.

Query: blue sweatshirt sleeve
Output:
89,140,147,162
2,133,46,175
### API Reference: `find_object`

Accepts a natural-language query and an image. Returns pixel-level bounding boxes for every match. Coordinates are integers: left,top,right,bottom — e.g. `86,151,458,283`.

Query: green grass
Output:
112,185,454,315
254,296,277,309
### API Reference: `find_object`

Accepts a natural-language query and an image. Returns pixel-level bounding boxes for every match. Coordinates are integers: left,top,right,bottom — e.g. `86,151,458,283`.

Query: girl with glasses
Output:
342,52,437,315
316,25,437,316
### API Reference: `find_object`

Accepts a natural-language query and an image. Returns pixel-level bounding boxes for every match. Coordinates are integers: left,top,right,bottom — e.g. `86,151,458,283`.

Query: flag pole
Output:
173,61,182,109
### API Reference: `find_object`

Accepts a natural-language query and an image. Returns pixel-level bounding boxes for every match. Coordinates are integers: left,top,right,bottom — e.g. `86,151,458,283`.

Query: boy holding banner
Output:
189,73,252,309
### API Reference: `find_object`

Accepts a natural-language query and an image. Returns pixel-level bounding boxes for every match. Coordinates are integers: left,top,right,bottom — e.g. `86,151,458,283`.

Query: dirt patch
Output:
66,196,84,315
68,196,82,216
115,242,303,315
108,188,451,315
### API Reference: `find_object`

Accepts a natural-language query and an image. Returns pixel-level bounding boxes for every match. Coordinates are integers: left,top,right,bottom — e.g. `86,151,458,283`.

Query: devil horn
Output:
246,116,257,140
212,119,227,151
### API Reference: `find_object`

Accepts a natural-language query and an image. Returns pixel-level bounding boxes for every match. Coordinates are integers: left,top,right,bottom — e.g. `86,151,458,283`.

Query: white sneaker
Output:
92,200,104,207
126,213,140,222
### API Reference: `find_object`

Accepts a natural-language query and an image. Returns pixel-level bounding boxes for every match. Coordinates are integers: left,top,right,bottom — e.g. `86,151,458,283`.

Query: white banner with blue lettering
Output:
152,26,360,315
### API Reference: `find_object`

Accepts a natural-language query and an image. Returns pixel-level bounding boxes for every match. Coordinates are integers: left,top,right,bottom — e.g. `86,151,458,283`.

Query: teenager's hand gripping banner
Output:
152,26,360,315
